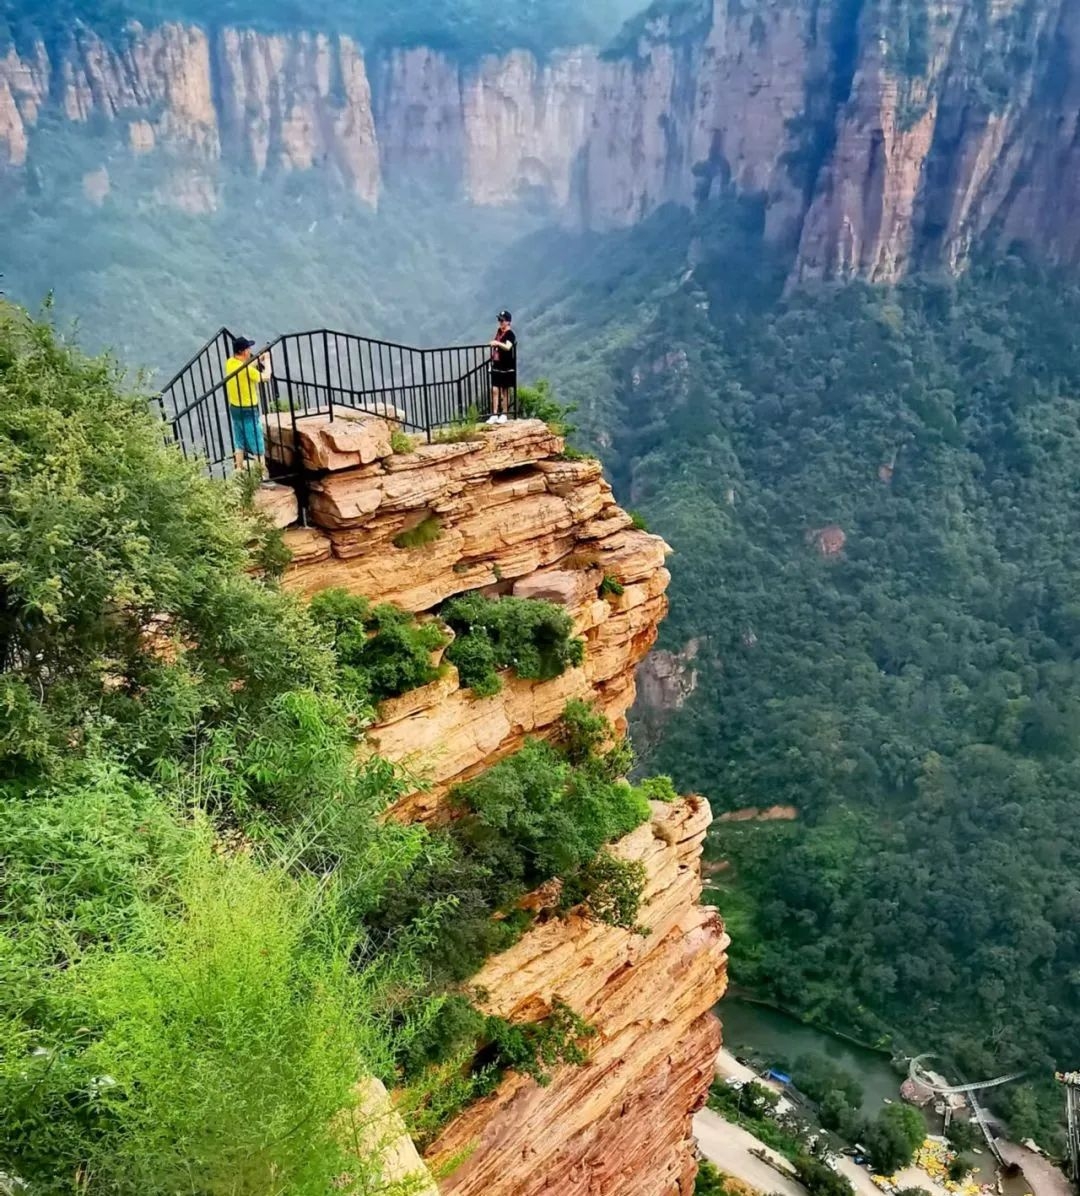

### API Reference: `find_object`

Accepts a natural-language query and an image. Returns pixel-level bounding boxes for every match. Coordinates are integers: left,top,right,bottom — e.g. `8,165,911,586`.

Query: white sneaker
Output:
497,414,508,424
485,415,500,425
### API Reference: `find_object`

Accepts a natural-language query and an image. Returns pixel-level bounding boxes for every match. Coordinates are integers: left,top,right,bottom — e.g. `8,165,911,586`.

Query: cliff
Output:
258,412,727,1193
427,797,728,1196
3,0,1080,276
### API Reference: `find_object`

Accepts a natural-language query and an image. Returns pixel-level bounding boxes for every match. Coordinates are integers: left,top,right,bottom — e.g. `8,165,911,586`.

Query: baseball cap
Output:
232,336,257,354
498,310,512,322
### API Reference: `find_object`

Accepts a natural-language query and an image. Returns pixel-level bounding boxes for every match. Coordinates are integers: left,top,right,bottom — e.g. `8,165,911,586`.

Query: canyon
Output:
2,0,1079,280
252,410,729,1194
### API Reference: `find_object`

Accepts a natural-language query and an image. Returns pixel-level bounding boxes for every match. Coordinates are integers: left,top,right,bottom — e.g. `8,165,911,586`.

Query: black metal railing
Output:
158,327,518,482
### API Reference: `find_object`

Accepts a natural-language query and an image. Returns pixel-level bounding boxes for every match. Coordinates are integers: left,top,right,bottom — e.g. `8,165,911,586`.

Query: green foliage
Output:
791,1055,863,1113
947,1157,971,1182
694,1161,732,1196
517,378,579,440
560,849,648,930
628,511,650,531
553,697,633,776
636,774,679,802
482,999,596,1087
309,588,446,703
390,429,415,454
398,999,595,1149
0,785,409,1194
794,1156,855,1196
864,1105,925,1175
945,1120,979,1152
434,408,484,444
393,514,443,550
707,1078,807,1162
452,737,651,894
442,592,585,696
0,301,335,779
371,705,652,985
599,574,625,598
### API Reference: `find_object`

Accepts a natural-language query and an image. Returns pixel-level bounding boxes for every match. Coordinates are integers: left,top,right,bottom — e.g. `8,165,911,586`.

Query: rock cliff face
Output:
276,415,670,820
3,0,1079,276
427,797,728,1196
257,413,727,1194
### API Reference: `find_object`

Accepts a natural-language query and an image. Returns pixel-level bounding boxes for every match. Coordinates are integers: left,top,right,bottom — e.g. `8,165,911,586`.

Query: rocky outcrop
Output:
5,0,1080,274
276,414,670,817
425,797,729,1196
0,23,378,206
263,411,723,1195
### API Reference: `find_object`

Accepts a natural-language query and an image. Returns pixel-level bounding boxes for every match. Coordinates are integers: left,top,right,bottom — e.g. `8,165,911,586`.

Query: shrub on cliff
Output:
368,705,655,985
0,768,418,1195
694,1162,733,1196
0,300,332,781
441,592,585,697
309,588,447,703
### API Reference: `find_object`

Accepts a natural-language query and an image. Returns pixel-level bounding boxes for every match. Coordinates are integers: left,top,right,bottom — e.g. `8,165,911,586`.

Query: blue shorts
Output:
230,405,264,457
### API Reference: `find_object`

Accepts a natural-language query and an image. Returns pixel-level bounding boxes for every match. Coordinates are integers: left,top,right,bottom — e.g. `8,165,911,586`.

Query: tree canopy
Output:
528,197,1080,1149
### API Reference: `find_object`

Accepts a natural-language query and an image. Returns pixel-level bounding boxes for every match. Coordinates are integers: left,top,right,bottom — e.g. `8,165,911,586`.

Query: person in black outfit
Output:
488,309,517,424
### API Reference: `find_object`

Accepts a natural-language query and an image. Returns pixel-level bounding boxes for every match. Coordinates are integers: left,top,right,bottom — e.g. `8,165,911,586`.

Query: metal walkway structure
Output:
907,1055,1026,1165
1057,1072,1080,1181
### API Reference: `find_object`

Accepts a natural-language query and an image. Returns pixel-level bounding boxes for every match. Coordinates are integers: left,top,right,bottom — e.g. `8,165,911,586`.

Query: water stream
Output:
718,996,903,1117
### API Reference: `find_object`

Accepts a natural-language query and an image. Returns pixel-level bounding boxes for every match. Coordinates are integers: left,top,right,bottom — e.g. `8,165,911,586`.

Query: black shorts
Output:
492,371,516,391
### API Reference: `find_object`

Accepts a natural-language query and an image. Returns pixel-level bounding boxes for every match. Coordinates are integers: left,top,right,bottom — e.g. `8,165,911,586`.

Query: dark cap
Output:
498,310,512,322
232,336,257,354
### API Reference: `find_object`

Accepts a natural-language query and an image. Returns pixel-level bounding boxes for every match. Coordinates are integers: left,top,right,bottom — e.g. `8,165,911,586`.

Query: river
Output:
717,997,904,1117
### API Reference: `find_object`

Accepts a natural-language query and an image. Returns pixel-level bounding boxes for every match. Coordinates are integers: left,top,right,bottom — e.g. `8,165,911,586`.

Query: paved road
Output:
694,1108,806,1196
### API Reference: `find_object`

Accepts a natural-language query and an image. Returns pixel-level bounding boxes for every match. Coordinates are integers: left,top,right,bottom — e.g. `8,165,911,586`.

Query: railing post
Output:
421,350,432,443
281,336,309,527
323,330,334,422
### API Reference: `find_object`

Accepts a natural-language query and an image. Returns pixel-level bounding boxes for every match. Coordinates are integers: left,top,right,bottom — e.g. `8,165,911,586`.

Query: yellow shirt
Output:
224,355,262,408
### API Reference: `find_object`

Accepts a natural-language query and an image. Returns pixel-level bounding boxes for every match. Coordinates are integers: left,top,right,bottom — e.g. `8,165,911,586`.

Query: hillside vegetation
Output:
0,301,663,1189
528,199,1080,1148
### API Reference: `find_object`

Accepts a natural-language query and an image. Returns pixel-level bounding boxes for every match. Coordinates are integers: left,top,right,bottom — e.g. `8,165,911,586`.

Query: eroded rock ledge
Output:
275,416,672,817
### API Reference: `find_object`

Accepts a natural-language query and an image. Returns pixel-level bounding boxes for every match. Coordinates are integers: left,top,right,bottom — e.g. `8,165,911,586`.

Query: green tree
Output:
794,1156,855,1196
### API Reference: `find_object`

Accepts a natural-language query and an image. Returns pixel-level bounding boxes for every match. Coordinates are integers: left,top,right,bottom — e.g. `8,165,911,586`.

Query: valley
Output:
3,0,1080,1192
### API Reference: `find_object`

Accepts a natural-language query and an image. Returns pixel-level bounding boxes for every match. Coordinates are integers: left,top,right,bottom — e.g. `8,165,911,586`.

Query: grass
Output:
393,514,443,550
434,406,483,444
390,428,415,454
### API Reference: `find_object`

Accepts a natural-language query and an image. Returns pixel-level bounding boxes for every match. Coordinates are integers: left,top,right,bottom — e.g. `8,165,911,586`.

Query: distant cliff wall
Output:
3,0,1078,277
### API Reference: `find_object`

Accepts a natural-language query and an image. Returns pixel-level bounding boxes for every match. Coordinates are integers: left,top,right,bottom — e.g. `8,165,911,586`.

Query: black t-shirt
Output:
492,328,517,374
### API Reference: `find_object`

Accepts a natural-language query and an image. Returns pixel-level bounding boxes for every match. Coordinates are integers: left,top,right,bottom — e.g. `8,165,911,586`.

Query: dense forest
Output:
531,198,1080,1148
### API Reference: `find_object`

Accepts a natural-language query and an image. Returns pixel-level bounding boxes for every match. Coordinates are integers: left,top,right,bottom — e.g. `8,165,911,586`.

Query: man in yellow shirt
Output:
224,336,271,475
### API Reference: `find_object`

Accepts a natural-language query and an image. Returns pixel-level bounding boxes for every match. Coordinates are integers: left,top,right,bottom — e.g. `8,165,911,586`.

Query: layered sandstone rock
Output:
276,415,671,814
425,797,729,1196
252,412,722,1195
